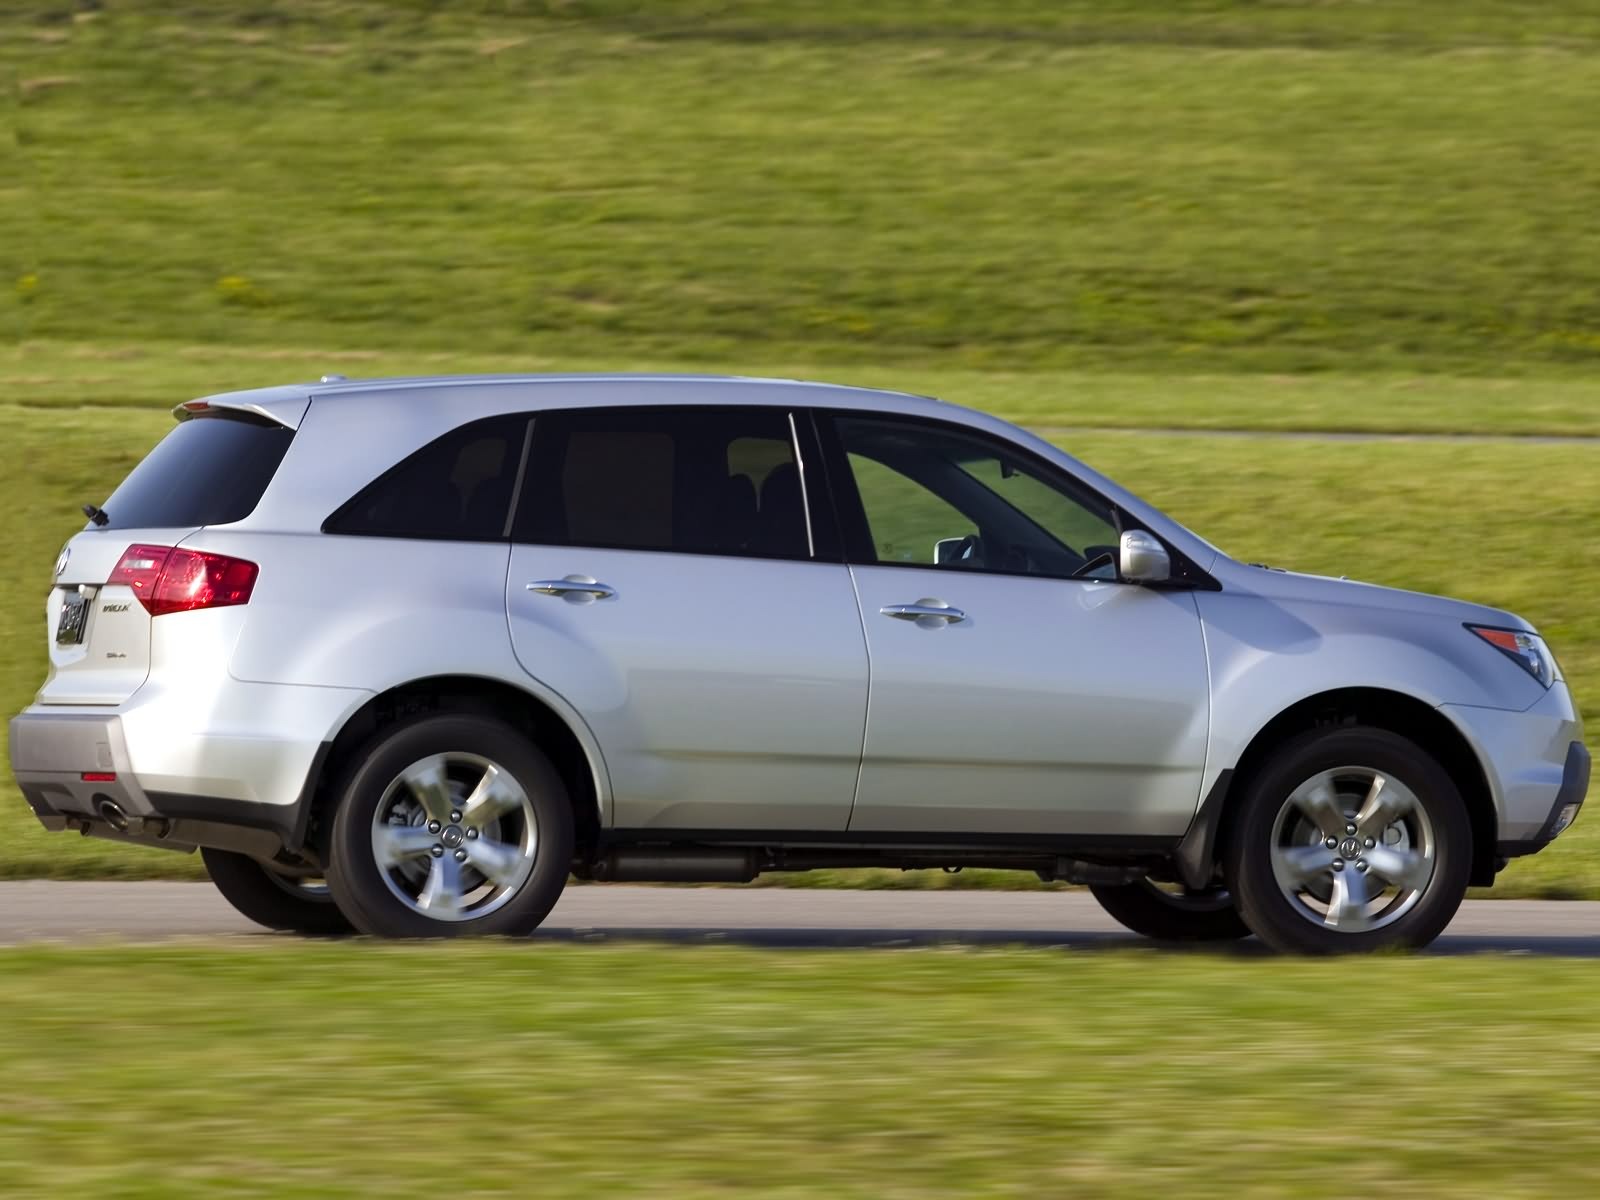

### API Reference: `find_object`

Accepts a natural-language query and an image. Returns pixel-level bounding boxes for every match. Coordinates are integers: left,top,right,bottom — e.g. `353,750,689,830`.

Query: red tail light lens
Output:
107,544,172,604
108,544,258,616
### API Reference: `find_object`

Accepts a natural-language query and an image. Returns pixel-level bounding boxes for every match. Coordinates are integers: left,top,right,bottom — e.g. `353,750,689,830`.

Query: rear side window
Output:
516,407,810,559
325,415,531,541
96,413,295,529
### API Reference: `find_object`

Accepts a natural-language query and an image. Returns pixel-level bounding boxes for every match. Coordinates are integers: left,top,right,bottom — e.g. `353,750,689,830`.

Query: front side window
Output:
829,415,1121,580
324,415,530,540
517,407,810,559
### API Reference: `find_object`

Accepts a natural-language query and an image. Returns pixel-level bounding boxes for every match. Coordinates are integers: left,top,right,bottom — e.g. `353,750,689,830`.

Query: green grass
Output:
10,1,1600,373
11,340,1600,435
5,941,1600,1197
3,387,1595,893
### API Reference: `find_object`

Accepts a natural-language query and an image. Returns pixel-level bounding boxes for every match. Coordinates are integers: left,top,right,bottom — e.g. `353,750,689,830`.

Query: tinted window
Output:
831,415,1121,580
518,407,810,558
326,415,529,540
97,413,295,530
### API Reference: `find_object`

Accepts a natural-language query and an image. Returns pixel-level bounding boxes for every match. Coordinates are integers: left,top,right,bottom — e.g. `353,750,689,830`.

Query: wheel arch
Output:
299,674,609,862
1206,687,1498,888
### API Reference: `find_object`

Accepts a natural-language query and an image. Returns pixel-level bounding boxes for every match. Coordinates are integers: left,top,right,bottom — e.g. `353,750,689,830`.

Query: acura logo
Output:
54,546,70,578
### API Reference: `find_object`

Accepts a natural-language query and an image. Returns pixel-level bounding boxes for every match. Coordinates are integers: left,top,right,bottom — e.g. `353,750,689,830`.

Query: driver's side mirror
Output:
1119,530,1171,584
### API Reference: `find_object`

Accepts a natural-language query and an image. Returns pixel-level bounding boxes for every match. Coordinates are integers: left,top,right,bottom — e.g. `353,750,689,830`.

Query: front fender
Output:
1197,589,1542,790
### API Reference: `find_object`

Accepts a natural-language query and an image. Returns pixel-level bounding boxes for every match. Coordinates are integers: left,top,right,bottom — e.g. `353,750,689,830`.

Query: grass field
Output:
10,2,1600,374
4,941,1600,1197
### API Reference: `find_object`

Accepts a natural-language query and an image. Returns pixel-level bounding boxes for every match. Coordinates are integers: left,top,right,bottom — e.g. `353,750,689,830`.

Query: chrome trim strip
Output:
788,411,817,559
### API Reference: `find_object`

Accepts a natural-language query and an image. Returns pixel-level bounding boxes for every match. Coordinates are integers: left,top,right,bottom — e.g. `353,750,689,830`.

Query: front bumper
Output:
1497,740,1589,858
1441,679,1588,858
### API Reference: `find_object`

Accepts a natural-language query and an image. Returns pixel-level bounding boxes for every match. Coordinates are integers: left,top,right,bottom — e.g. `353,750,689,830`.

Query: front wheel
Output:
1224,726,1471,955
1088,879,1251,942
201,847,352,936
326,715,574,938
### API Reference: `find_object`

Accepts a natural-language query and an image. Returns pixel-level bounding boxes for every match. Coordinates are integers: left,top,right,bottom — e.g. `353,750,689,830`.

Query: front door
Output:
505,404,868,831
817,412,1211,839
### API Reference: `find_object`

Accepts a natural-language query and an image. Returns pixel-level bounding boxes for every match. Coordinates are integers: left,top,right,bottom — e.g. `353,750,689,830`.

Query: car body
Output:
9,375,1588,949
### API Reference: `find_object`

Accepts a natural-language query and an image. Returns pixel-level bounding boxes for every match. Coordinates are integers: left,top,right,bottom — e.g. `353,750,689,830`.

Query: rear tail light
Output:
108,544,258,616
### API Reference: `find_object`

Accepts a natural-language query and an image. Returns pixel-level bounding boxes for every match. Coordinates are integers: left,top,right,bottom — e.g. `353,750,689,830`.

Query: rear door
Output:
39,412,295,705
818,411,1212,839
505,405,868,831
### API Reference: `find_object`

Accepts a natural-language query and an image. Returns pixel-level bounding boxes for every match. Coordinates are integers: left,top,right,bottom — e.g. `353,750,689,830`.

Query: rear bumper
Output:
10,678,365,856
10,708,308,858
9,709,151,824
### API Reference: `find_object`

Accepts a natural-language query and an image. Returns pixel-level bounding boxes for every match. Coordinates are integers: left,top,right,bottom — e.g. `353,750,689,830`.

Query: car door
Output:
816,410,1211,839
505,404,868,832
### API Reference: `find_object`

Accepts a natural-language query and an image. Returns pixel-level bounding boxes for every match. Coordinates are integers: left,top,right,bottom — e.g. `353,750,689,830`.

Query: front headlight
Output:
1466,625,1556,688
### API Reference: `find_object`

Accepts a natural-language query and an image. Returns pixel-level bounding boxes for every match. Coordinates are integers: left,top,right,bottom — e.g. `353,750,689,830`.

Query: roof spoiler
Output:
170,393,307,429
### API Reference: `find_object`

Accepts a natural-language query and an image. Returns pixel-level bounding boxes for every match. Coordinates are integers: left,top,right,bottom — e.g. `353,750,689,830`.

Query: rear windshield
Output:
96,413,295,530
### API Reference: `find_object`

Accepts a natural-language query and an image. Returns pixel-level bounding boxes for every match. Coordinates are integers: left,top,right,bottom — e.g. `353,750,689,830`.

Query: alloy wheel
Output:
369,752,539,922
1268,765,1437,933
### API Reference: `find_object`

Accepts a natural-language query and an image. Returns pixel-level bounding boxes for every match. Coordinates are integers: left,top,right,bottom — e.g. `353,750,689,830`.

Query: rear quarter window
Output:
323,415,531,541
97,413,295,529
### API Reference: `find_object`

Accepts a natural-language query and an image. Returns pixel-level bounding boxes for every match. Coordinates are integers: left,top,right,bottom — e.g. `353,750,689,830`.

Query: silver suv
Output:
9,375,1588,951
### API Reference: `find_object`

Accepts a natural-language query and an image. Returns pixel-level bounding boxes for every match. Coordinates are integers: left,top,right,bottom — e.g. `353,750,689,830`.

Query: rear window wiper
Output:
82,503,109,527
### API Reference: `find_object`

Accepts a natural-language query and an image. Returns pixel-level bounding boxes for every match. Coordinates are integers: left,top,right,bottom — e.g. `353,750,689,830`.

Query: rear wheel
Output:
201,847,352,936
1088,879,1251,942
1224,727,1471,955
326,714,574,938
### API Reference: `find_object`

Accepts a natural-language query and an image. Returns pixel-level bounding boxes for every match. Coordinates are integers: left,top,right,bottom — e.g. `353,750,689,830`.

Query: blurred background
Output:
4,3,1600,1195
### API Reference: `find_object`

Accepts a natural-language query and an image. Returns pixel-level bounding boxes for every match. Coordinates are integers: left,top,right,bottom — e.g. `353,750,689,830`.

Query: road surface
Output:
5,883,1600,954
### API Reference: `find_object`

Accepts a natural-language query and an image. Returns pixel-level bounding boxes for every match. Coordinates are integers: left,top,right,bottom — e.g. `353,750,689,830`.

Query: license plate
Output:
56,591,88,646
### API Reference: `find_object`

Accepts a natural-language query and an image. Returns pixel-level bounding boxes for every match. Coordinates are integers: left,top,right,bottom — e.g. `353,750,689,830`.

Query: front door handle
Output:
527,576,617,601
880,600,967,625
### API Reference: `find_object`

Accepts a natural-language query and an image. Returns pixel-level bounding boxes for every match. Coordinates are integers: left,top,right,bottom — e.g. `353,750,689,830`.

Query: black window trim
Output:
321,413,534,544
508,403,844,565
810,407,1219,591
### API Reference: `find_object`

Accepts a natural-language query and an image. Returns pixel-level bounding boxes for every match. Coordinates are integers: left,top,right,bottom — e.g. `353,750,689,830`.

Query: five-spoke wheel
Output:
369,752,540,922
1088,879,1251,942
327,715,573,938
202,846,353,935
1225,726,1471,954
1268,766,1436,934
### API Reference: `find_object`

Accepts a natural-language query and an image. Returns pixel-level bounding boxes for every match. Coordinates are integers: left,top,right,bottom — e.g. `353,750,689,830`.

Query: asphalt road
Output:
5,883,1600,954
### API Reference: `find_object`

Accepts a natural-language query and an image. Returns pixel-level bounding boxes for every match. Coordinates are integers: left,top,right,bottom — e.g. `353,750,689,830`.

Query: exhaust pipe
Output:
588,848,760,883
97,798,131,833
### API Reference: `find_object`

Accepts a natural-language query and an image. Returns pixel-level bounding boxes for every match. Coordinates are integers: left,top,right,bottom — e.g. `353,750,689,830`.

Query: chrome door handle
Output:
527,576,617,600
880,601,966,624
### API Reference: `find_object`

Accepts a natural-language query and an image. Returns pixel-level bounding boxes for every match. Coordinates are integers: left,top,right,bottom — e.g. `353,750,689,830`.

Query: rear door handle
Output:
880,601,966,624
527,576,617,600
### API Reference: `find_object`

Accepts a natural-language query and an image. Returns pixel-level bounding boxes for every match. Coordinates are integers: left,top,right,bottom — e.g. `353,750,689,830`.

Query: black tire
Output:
1088,880,1252,942
326,714,574,938
1224,726,1471,955
201,846,353,936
